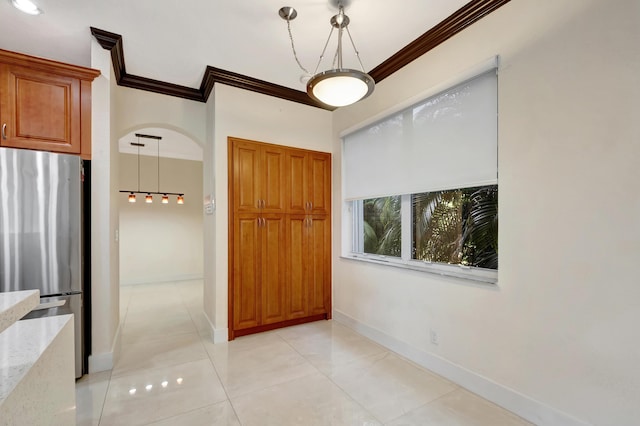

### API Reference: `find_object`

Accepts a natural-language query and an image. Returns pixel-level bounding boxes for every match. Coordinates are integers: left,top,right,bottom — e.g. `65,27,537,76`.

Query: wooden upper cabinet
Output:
0,49,100,159
230,138,286,213
286,149,331,215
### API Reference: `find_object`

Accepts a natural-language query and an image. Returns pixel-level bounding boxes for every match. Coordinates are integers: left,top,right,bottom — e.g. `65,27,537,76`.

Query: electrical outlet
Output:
430,329,439,345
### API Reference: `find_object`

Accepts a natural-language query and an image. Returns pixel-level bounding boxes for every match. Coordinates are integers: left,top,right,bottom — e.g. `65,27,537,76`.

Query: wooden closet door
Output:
286,150,308,214
286,215,309,319
308,215,331,316
232,213,261,330
309,153,331,215
231,140,261,212
261,145,287,213
261,214,287,325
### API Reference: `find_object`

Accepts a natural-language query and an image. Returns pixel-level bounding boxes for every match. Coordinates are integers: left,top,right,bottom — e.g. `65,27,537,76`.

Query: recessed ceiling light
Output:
11,0,43,15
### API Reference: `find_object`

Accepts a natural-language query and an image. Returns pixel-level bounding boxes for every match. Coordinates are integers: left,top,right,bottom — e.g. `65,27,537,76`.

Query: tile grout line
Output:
96,368,114,426
199,335,245,425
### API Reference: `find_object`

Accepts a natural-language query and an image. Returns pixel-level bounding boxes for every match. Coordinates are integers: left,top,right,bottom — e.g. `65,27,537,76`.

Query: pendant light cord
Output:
313,27,335,75
137,138,141,192
285,19,311,75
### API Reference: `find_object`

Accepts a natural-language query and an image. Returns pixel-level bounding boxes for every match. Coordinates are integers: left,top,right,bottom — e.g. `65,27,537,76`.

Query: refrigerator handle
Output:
32,300,67,311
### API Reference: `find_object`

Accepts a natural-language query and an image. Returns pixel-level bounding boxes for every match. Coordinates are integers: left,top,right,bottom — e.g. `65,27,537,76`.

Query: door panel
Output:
309,153,331,215
232,142,260,212
261,215,286,324
308,216,330,316
287,151,307,213
262,146,286,212
286,215,308,319
233,214,261,329
1,65,81,153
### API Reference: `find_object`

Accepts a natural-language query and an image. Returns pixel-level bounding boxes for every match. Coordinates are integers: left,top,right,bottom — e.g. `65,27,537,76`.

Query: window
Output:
360,196,401,257
343,61,498,282
412,185,497,269
352,185,497,268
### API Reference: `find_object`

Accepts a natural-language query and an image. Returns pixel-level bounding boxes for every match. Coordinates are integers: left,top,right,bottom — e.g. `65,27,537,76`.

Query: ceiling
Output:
0,0,469,92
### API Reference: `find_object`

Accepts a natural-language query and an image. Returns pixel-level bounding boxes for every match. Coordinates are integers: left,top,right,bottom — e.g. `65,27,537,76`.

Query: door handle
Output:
32,300,66,311
1,123,6,140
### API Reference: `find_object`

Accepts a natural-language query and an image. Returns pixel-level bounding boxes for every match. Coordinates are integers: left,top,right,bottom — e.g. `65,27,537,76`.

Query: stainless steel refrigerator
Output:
0,147,85,378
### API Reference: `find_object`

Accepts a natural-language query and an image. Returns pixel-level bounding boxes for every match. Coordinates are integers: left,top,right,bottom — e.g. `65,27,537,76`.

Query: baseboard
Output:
88,322,121,373
203,311,228,344
120,274,203,286
333,310,588,426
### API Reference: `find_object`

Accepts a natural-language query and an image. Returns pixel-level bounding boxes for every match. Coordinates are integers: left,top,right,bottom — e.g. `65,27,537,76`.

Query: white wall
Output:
332,0,640,425
115,87,206,146
204,84,332,341
90,78,207,370
119,154,203,285
89,39,121,372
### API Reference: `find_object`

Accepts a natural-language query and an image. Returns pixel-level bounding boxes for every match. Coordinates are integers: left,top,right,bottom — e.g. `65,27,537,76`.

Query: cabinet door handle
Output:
1,123,6,140
310,201,313,210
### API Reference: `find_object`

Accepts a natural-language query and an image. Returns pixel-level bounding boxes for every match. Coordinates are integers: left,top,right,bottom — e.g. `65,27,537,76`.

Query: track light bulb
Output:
145,194,153,203
162,194,169,204
177,195,184,205
128,193,136,203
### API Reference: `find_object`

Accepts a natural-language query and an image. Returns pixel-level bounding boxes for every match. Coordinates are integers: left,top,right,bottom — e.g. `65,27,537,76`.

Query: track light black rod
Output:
119,190,184,196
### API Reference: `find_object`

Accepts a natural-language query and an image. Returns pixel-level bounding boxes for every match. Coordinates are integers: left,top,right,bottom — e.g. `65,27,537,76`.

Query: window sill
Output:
340,253,498,285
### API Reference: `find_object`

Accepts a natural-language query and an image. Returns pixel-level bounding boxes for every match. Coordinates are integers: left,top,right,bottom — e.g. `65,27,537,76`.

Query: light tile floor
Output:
76,280,531,425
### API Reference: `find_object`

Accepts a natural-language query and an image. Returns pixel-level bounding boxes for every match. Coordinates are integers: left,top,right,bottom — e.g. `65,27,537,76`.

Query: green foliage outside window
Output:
361,185,497,270
363,196,401,257
413,185,498,269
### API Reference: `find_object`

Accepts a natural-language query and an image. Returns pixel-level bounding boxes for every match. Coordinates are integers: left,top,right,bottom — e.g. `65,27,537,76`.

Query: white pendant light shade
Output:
11,0,42,15
307,69,374,107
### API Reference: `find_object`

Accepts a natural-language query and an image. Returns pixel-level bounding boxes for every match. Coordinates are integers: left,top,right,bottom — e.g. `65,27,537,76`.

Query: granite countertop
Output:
0,290,39,334
0,315,73,405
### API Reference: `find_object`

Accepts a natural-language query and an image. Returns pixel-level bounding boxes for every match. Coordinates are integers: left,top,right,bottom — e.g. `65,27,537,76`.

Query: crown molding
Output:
370,0,511,82
91,0,510,109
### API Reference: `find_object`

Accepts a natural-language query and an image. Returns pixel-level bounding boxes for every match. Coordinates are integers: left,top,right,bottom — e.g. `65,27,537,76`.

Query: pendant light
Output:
11,0,43,15
279,0,374,107
120,133,185,204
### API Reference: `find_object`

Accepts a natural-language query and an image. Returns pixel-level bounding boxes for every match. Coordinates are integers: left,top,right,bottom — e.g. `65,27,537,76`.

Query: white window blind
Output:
343,69,498,200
